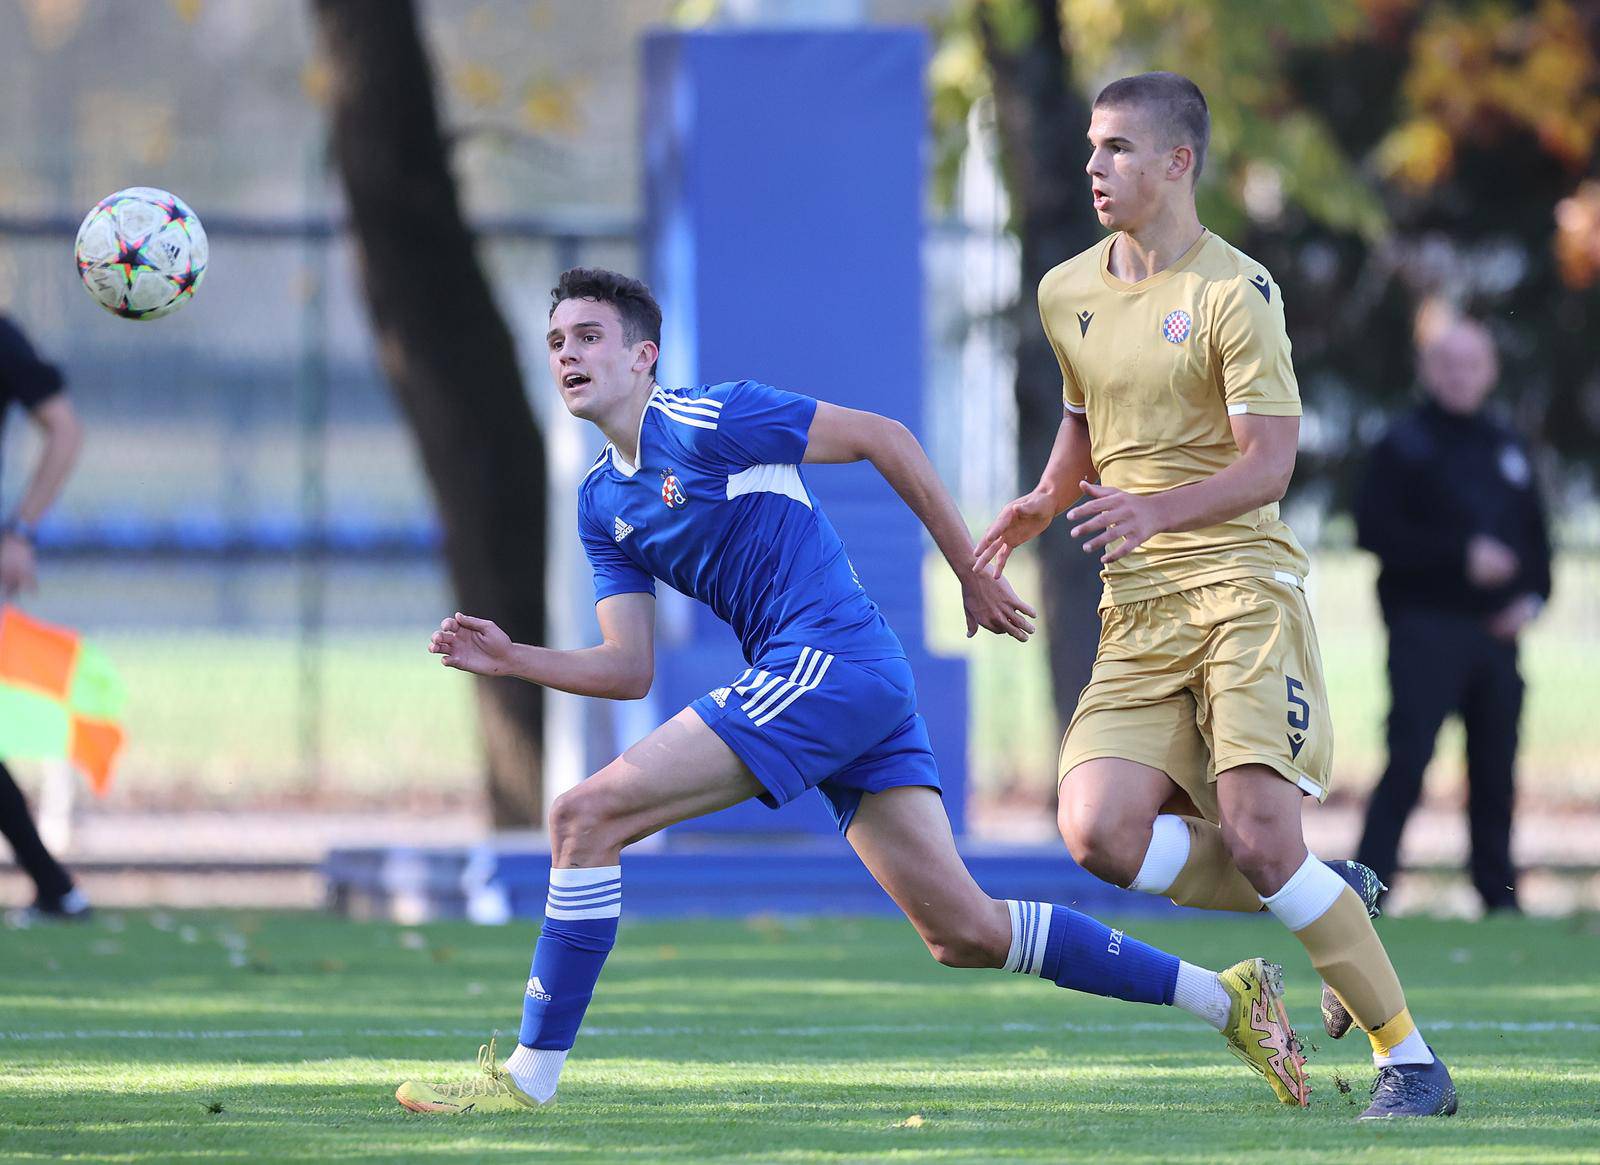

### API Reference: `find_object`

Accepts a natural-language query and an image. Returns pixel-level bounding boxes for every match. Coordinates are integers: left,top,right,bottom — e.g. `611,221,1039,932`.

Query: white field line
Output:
2,1019,1596,1043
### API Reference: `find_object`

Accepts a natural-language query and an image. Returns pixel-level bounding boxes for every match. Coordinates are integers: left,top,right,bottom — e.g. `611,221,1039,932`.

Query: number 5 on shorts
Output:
1285,676,1311,731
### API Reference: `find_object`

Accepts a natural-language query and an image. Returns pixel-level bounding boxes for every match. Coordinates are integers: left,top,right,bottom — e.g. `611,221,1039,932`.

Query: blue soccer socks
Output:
1004,900,1179,1006
509,865,622,1100
519,865,621,1050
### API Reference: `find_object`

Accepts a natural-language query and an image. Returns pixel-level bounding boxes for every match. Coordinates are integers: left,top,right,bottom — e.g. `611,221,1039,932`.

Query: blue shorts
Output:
690,648,941,832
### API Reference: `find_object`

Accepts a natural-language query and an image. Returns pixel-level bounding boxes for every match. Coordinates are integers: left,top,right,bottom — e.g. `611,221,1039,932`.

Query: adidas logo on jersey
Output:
526,976,552,1001
709,687,731,708
613,517,634,543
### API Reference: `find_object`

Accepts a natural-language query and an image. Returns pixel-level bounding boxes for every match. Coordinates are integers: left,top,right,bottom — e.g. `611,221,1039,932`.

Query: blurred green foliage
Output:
933,0,1600,494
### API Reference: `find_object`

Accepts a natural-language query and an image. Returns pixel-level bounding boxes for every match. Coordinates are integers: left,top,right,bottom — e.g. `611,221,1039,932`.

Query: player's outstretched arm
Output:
803,402,1036,642
973,410,1094,579
428,592,656,700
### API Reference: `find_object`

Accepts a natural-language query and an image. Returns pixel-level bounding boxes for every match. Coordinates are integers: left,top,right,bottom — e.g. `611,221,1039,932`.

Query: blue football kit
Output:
576,380,940,830
460,382,1190,1105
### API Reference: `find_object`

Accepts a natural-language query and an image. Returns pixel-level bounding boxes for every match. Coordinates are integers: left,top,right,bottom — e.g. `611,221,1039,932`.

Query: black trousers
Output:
0,759,74,903
1356,609,1523,910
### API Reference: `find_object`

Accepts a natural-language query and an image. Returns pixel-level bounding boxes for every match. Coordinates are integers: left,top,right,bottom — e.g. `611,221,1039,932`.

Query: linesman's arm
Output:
1,393,84,598
428,592,656,700
804,402,1036,641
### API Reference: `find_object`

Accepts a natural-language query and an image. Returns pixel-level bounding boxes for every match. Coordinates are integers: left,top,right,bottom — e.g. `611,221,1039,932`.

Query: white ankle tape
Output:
1261,854,1344,932
1128,815,1191,895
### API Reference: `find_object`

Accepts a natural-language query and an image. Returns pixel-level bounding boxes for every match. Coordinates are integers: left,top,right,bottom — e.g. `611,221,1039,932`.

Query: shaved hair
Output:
1094,71,1211,182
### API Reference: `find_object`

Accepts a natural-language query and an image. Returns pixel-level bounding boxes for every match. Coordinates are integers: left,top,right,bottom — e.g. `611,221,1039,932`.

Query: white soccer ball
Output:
74,187,208,320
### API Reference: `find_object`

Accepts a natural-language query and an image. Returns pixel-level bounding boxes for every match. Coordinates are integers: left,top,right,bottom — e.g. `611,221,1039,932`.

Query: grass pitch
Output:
3,912,1598,1163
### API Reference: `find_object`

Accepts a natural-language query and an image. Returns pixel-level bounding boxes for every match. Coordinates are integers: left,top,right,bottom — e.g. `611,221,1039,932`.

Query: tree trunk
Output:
311,0,547,827
978,0,1104,735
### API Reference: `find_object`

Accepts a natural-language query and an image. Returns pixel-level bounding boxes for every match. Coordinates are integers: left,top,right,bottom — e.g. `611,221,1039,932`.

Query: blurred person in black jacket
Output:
0,314,87,920
1353,311,1552,914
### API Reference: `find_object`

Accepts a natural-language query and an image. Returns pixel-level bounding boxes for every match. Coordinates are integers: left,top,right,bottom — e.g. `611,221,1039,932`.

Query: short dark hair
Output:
549,267,663,377
1093,71,1210,182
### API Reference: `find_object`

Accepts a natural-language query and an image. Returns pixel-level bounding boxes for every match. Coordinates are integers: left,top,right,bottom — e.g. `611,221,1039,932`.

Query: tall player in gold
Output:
975,73,1456,1119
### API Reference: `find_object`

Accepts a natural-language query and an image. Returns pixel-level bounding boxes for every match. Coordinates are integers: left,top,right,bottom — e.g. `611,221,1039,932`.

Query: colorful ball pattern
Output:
74,187,208,320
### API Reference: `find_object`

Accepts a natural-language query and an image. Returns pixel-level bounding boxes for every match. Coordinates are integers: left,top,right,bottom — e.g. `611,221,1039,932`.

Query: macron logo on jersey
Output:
613,517,634,543
526,977,552,1001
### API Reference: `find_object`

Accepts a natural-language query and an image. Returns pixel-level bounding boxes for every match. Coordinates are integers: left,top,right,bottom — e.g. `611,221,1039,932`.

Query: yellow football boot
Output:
1219,958,1310,1107
395,1037,543,1114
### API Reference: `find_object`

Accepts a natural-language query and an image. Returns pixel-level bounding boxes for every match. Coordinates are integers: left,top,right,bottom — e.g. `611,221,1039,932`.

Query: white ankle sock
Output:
1171,961,1231,1032
504,1044,565,1103
1375,1027,1434,1067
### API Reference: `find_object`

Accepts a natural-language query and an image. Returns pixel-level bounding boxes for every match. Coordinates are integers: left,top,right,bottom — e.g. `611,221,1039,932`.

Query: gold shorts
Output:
1058,576,1333,822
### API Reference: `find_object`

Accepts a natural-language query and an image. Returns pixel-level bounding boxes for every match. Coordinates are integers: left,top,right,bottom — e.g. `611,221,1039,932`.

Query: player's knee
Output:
1058,800,1138,886
1219,817,1301,893
548,784,625,863
546,788,587,857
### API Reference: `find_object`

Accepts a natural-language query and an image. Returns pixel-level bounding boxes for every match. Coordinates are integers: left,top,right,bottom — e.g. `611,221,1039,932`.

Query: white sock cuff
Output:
1172,960,1230,1032
1374,1027,1434,1068
548,865,621,887
546,864,622,921
1003,900,1025,972
1260,854,1344,932
506,1044,566,1104
1003,900,1053,975
1128,814,1191,895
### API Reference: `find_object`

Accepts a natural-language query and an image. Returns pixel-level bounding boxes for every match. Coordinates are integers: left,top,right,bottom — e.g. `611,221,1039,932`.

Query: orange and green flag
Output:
0,605,125,795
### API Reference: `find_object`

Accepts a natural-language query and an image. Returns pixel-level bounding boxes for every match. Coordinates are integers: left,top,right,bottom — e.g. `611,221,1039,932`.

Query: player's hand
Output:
1487,594,1541,641
973,490,1059,579
429,612,515,676
0,533,37,599
1466,535,1519,589
1066,481,1167,564
960,566,1038,642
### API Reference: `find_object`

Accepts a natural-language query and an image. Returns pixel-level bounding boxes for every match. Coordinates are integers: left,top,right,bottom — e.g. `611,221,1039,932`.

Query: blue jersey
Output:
577,381,904,665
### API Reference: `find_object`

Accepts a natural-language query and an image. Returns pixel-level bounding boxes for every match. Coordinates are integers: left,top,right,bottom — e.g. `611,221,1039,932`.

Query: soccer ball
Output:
74,187,208,320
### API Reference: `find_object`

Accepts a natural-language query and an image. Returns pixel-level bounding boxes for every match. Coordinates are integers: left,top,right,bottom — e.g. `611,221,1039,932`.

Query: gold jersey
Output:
1039,229,1311,607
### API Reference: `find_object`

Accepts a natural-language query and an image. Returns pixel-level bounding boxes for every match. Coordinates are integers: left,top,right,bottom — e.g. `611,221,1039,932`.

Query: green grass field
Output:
3,911,1598,1163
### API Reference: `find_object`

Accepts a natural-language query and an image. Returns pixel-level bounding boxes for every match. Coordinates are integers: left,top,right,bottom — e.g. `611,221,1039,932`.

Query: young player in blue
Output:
394,269,1308,1115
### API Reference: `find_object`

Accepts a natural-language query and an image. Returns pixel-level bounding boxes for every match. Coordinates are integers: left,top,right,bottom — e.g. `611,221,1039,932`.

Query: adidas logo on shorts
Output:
709,687,731,708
